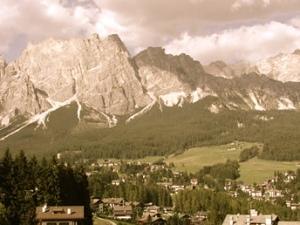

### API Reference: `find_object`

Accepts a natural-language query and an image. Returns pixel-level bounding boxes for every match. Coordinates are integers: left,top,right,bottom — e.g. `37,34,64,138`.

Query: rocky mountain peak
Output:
0,55,6,78
105,34,129,52
203,60,235,79
255,50,300,82
209,60,227,68
135,47,205,88
1,34,300,140
0,33,152,132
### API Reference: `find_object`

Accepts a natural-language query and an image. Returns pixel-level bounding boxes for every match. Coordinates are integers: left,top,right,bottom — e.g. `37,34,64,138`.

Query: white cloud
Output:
164,21,300,64
1,0,300,64
95,10,126,37
0,0,125,60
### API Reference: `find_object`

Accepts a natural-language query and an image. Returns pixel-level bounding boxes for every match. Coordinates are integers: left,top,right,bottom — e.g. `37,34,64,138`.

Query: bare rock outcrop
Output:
15,34,150,115
0,34,152,129
0,56,6,79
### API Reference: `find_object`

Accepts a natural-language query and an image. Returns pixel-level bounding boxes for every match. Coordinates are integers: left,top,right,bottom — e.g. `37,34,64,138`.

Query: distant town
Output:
55,152,300,225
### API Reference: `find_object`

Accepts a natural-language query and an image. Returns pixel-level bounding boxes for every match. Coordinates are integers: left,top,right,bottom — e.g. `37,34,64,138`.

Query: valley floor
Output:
164,142,300,184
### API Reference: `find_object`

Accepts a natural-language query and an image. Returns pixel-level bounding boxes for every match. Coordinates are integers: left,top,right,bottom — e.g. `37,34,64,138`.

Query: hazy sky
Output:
1,0,300,63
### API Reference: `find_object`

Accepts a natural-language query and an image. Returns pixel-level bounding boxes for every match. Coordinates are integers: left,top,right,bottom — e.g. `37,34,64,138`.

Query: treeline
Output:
196,160,240,190
2,99,300,161
0,150,92,225
239,146,259,162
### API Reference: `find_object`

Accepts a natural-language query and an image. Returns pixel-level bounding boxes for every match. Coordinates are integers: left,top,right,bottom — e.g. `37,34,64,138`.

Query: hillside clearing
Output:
165,142,300,184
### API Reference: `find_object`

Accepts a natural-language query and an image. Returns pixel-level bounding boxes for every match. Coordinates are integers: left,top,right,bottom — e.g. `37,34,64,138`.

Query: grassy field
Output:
165,142,300,184
239,158,300,184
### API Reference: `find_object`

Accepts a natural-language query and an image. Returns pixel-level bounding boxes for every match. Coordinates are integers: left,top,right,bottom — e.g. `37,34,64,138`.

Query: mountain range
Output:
1,33,300,141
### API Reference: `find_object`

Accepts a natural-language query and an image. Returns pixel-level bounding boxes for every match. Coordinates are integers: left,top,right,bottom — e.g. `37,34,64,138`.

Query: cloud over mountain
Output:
1,0,300,63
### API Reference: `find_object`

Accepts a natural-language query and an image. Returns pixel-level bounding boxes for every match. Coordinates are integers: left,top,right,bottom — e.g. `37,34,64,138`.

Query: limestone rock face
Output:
203,61,258,79
0,74,50,127
1,33,300,136
12,34,150,115
134,47,215,106
255,51,300,82
204,50,300,83
0,34,152,129
135,48,300,111
0,56,6,79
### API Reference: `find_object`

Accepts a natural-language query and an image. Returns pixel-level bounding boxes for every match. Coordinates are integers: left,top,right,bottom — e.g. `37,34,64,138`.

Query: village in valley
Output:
46,152,300,225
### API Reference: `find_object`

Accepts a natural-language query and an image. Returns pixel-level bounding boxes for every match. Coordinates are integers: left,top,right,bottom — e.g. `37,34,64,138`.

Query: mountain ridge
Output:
204,49,300,83
1,33,300,140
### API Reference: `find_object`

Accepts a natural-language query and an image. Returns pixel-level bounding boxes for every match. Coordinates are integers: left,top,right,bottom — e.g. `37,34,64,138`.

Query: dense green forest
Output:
239,146,259,162
1,98,300,161
0,150,92,225
195,160,240,190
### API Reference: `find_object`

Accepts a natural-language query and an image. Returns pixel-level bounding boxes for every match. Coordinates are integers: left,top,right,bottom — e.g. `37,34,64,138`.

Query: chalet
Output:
102,197,125,208
144,205,160,215
222,209,279,225
113,205,133,220
36,205,84,225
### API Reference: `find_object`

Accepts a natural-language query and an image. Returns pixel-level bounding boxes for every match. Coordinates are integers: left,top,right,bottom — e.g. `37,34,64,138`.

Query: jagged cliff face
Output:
0,56,6,79
203,61,258,79
255,50,300,82
14,34,150,115
213,74,300,111
1,34,300,139
135,48,300,111
0,34,153,131
134,47,215,106
0,74,50,127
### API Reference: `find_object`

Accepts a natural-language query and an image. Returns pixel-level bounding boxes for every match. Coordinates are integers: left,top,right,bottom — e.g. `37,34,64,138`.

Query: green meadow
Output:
165,142,300,184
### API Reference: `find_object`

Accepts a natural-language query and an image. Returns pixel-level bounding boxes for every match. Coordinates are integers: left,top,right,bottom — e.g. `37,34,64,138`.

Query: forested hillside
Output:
1,98,300,161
